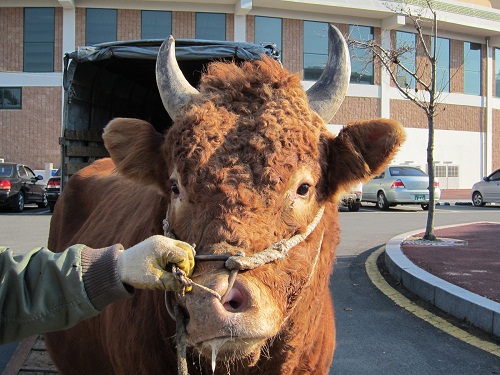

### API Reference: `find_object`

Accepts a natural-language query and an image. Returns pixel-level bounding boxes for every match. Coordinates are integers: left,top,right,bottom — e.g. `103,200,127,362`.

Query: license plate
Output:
415,195,426,201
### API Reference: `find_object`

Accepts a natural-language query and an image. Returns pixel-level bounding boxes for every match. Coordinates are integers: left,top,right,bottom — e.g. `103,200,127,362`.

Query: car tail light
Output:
0,179,11,190
391,179,405,189
47,179,60,189
434,181,439,188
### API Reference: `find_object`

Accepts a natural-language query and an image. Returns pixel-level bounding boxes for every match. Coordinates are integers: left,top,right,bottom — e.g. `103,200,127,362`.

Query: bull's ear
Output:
325,118,406,196
103,118,168,193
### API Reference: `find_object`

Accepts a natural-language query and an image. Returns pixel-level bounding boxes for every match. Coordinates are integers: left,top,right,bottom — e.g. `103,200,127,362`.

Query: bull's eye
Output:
171,182,180,195
296,183,310,196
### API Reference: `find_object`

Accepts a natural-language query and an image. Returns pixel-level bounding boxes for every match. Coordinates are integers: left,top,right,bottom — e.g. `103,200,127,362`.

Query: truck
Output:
59,39,278,188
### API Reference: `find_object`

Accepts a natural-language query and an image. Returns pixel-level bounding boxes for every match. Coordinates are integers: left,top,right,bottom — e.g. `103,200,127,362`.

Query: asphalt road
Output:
0,203,499,374
330,203,500,374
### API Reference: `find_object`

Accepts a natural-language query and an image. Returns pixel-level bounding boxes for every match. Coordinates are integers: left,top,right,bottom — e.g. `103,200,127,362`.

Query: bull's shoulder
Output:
76,158,116,178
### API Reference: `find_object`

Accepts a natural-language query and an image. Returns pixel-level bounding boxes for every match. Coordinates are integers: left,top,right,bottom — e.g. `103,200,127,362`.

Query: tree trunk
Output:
424,112,436,240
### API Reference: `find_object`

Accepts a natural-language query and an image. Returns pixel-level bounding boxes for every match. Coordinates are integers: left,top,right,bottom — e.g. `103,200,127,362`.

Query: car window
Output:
0,165,13,177
25,166,37,179
489,170,500,181
374,172,385,179
17,165,28,177
389,167,427,177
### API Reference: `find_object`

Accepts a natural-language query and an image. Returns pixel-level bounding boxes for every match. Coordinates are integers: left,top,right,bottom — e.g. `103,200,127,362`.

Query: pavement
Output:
385,189,500,338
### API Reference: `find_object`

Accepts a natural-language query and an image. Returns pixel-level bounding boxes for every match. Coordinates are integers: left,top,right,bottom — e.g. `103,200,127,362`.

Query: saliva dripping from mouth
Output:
205,338,230,374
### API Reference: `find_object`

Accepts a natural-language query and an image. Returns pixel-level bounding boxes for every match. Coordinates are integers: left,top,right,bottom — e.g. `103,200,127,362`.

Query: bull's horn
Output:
156,36,200,119
306,25,351,123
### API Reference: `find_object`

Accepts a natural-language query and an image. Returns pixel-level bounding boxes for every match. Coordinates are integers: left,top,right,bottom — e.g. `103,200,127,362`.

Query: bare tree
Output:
349,0,450,240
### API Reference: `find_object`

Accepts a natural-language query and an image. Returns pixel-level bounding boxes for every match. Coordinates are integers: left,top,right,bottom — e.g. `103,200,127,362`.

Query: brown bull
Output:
46,26,405,374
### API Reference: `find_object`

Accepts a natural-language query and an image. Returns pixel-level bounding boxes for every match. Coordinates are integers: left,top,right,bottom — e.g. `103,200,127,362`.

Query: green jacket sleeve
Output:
0,244,132,345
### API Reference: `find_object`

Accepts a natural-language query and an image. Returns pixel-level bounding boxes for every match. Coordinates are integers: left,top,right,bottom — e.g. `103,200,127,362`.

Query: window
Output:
303,21,329,81
17,166,28,178
25,166,37,179
464,42,481,95
195,13,225,41
490,170,500,181
435,165,447,178
395,31,416,89
389,167,427,176
0,165,14,177
0,88,22,110
447,165,459,178
141,11,172,39
495,48,500,97
349,25,374,84
24,8,55,72
86,9,117,45
432,37,450,92
255,17,282,54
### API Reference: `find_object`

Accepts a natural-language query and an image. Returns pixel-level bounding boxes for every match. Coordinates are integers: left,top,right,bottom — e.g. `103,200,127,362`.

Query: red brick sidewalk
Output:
401,222,500,303
439,189,470,201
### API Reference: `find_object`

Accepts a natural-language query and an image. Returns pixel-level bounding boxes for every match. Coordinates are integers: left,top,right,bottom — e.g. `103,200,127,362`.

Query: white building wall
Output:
327,125,483,189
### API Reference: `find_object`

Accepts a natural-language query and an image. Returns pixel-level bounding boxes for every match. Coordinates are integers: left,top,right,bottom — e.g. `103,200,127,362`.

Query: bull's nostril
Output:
222,287,245,312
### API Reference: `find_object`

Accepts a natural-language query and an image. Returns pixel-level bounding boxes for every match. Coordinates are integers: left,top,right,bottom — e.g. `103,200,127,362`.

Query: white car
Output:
339,182,363,212
471,168,500,206
362,165,440,210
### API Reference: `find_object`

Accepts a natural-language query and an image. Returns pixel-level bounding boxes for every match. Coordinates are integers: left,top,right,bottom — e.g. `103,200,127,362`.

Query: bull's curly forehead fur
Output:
167,56,325,201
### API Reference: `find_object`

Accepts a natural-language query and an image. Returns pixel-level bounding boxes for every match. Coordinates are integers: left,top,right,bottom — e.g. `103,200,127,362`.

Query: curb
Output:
385,227,500,337
436,201,473,206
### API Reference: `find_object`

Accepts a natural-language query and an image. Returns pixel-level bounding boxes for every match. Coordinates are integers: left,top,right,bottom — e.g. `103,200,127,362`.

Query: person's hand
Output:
117,235,195,291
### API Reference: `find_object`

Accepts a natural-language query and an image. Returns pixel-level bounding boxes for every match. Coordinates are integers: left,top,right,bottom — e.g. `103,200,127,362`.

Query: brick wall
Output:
246,15,254,42
0,8,23,72
75,8,85,47
54,8,63,72
172,11,195,39
118,9,141,41
282,19,303,75
450,39,464,93
0,87,62,169
226,13,234,41
334,97,380,125
390,100,485,132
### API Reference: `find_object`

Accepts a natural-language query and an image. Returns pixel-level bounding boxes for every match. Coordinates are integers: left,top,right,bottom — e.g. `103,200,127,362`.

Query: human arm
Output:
0,236,195,344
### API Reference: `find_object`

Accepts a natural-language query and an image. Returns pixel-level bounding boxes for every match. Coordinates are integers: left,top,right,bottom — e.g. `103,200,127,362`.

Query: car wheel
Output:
348,201,361,212
472,191,485,207
377,191,389,210
38,192,48,208
421,204,429,210
11,191,25,213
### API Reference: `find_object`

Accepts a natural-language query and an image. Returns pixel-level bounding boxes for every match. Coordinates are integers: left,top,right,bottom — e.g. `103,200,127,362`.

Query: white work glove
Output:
117,235,195,291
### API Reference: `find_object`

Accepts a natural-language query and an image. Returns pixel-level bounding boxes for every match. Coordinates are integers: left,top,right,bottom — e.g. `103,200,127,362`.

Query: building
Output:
1,0,499,189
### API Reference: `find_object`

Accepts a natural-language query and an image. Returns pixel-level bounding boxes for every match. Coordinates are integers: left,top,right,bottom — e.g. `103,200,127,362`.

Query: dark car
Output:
46,168,61,213
0,162,48,212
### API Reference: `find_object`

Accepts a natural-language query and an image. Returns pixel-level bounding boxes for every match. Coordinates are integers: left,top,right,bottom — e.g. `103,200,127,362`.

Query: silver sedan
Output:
362,165,441,210
471,168,500,206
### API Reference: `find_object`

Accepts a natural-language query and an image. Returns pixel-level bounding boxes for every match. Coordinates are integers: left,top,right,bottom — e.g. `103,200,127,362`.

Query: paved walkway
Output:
385,189,500,337
401,222,500,304
385,186,500,339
